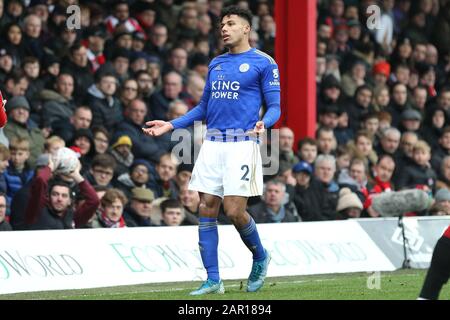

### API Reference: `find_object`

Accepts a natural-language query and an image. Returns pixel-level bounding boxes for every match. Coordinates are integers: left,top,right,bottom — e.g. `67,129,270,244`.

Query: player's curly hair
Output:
220,5,253,27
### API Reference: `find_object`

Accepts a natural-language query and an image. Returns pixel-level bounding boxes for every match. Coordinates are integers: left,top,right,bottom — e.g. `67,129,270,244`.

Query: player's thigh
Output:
223,141,263,197
189,141,224,197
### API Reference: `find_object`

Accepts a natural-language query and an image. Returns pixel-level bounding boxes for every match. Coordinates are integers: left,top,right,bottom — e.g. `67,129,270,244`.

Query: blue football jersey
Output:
171,48,280,139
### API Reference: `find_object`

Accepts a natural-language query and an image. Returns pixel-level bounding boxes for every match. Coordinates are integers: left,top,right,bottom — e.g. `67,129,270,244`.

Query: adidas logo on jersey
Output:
214,65,222,71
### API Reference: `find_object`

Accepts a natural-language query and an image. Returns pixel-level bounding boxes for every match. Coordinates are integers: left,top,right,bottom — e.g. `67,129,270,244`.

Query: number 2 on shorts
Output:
241,165,250,181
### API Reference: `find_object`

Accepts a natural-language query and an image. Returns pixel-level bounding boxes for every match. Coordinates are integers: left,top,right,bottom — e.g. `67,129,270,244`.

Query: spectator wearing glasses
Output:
119,78,138,109
85,153,117,188
115,158,153,199
92,126,111,156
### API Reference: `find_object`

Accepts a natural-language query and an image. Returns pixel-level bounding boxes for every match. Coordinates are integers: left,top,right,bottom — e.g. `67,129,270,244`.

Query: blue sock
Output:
198,217,220,282
238,217,266,261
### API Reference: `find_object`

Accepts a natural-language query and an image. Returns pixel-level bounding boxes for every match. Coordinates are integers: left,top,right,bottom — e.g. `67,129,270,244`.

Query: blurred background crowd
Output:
0,0,449,232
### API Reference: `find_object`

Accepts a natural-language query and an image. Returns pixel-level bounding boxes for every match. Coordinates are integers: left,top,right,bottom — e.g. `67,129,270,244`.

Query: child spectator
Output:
297,137,318,166
0,144,10,194
397,140,437,193
335,144,353,174
429,189,450,216
159,199,184,226
44,135,65,155
4,137,34,209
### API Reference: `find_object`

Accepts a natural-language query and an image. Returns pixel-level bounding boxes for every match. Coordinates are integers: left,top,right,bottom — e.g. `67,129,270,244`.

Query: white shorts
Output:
189,140,263,198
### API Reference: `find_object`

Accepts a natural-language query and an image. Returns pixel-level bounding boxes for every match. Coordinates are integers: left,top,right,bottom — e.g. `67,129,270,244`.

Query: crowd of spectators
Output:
0,0,450,232
286,0,450,222
0,0,278,231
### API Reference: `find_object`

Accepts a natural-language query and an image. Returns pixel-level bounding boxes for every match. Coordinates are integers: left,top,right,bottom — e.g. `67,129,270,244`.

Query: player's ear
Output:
244,24,251,35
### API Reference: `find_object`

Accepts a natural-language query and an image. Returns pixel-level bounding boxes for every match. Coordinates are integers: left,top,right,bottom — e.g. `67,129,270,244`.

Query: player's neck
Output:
228,42,252,54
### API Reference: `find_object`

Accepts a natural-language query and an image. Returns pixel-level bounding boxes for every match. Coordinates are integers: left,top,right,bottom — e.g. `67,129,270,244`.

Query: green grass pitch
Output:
1,269,448,300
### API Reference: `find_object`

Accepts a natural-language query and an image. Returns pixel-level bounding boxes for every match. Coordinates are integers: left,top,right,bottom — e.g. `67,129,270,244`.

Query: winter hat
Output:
131,158,152,173
321,74,341,90
7,96,30,112
292,161,313,175
36,153,49,167
131,187,154,202
112,135,132,149
0,47,12,58
319,103,342,116
401,109,422,121
29,0,47,7
72,128,94,146
68,146,82,158
337,188,363,212
435,189,450,202
42,54,60,69
132,31,146,42
373,61,391,78
177,162,194,174
85,24,107,38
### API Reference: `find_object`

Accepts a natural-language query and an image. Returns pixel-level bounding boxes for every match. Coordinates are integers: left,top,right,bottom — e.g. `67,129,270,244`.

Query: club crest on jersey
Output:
239,63,250,72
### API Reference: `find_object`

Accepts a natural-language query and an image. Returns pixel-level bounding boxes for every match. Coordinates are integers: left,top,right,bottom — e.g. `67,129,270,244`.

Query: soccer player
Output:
143,6,280,295
418,225,450,299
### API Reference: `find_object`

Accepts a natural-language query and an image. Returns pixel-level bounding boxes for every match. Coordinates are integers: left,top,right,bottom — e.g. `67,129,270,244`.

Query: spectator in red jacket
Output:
24,156,99,230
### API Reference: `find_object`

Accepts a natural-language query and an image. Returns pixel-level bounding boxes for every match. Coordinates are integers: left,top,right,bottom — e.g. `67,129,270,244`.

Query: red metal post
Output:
275,0,317,148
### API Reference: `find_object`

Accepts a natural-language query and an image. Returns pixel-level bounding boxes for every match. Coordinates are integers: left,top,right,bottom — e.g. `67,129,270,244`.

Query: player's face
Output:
221,15,250,48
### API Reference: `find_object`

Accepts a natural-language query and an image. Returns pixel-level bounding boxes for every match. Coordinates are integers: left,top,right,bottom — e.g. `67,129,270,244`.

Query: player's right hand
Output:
142,120,174,137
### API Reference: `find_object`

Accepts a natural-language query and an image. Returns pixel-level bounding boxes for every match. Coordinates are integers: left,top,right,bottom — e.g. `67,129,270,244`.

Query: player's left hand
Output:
252,121,265,134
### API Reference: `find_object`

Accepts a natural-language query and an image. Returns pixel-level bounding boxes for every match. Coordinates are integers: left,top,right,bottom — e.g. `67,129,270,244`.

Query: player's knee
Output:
224,208,245,223
199,201,220,217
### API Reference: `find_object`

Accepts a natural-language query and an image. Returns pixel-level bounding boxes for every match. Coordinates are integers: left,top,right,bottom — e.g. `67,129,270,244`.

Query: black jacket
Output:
86,85,123,132
294,178,336,221
115,118,165,164
396,162,437,193
248,201,300,223
123,206,155,227
0,220,12,231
